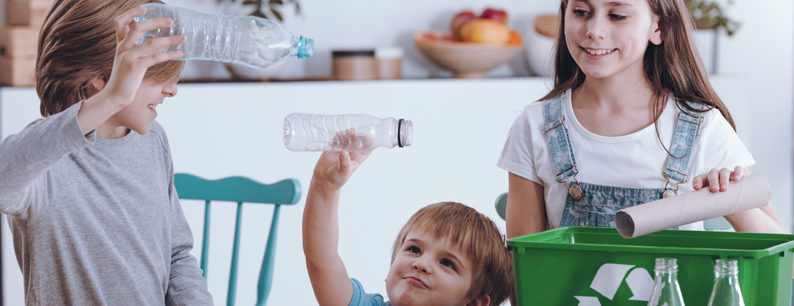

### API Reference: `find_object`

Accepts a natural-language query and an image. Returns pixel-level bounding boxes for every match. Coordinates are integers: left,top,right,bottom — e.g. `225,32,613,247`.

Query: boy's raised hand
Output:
311,150,371,192
102,7,186,108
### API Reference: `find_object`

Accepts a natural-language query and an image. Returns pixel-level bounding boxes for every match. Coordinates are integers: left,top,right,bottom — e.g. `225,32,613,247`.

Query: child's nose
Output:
412,260,430,274
586,18,607,40
163,83,178,97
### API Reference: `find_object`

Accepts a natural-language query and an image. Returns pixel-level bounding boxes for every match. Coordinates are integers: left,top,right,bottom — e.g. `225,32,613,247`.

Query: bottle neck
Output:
655,271,679,282
714,259,740,278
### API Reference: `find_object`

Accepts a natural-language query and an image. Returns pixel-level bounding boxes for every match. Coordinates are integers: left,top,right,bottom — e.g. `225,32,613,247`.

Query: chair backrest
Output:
494,192,508,221
174,173,301,306
494,192,733,230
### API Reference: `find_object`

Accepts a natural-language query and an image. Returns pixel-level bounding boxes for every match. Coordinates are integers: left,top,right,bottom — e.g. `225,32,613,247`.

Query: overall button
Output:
663,190,676,198
569,185,583,200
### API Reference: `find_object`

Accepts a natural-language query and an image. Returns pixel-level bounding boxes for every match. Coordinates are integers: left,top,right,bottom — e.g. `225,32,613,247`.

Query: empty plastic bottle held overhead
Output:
133,3,313,69
283,113,414,152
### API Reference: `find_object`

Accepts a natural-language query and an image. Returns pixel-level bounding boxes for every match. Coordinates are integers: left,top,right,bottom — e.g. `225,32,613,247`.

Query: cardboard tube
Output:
615,174,770,238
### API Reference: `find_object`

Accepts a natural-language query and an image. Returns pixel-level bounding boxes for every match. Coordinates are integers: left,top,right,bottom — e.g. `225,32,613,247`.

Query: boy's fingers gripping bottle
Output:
707,259,745,306
133,3,313,69
283,113,413,152
648,258,686,306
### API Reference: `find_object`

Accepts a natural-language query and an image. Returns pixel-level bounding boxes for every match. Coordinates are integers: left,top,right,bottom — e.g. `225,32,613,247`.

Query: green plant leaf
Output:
242,0,258,5
251,9,268,19
270,0,284,5
270,7,283,22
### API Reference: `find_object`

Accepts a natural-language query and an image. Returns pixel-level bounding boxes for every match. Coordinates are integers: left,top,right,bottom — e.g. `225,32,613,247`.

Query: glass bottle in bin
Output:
648,258,685,306
706,259,745,306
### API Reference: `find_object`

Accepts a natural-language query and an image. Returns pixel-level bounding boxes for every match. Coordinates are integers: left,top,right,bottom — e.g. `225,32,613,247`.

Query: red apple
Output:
451,11,477,39
480,8,508,25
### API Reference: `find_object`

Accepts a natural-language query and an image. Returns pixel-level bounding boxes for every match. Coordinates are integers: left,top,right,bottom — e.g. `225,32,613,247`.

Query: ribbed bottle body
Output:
283,113,412,152
135,4,312,69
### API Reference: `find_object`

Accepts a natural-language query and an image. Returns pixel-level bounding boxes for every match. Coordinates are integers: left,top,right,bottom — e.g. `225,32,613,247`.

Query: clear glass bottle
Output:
707,259,745,306
133,3,313,69
648,258,685,306
283,113,413,152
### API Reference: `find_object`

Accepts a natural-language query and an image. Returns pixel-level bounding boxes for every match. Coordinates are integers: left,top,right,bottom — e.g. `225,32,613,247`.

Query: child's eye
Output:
610,14,627,21
407,246,421,254
441,259,457,271
573,9,591,18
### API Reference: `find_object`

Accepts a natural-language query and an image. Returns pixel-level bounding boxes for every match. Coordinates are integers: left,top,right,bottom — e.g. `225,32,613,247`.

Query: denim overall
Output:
543,93,703,227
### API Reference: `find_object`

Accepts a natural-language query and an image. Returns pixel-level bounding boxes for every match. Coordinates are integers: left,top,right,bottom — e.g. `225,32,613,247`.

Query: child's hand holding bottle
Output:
76,7,187,136
311,149,371,193
101,7,186,108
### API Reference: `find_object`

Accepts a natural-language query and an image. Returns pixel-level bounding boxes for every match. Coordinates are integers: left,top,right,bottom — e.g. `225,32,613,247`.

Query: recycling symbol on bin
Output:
575,263,655,306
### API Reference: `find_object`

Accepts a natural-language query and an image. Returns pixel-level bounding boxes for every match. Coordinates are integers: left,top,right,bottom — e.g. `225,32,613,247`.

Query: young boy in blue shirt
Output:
303,151,513,306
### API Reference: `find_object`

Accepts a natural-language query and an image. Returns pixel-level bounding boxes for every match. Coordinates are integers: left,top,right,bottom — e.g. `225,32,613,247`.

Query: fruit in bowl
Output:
415,8,523,78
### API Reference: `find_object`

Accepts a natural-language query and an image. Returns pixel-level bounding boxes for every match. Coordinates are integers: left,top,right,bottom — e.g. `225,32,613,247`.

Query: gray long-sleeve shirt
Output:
0,102,212,305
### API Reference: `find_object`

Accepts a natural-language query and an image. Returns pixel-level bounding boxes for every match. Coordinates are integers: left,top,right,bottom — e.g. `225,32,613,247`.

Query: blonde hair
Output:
391,202,513,306
37,0,184,117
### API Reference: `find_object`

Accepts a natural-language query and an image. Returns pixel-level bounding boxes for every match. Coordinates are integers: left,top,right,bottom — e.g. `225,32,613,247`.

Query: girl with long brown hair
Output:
498,0,788,239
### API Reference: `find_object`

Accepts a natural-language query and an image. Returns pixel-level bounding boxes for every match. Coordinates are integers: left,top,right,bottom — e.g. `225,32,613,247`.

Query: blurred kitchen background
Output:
0,0,792,305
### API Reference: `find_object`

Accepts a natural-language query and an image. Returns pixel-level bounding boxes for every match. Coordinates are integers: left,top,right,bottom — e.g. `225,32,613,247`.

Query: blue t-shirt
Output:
349,278,390,306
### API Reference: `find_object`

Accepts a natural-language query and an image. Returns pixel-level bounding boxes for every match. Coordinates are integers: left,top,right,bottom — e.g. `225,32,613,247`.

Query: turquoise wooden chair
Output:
493,192,731,230
174,173,301,306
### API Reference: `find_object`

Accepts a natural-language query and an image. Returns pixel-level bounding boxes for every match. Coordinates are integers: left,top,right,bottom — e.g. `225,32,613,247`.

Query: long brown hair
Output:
541,0,736,131
37,0,184,117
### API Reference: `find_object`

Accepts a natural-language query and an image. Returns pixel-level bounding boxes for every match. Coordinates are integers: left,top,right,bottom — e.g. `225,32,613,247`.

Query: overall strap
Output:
542,92,583,199
663,102,704,196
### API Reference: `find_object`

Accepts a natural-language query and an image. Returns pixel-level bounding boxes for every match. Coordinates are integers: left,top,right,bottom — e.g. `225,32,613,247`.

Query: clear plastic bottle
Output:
707,259,745,306
133,3,313,69
648,258,685,306
283,113,413,152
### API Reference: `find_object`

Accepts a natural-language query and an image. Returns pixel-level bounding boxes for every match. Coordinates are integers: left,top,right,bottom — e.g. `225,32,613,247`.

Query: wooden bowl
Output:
416,40,523,78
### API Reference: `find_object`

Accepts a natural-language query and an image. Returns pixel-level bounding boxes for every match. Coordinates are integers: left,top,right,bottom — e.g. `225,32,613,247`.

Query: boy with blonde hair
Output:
303,151,513,306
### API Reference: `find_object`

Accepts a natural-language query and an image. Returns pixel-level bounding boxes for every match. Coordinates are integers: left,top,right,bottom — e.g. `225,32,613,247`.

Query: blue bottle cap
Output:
298,36,313,59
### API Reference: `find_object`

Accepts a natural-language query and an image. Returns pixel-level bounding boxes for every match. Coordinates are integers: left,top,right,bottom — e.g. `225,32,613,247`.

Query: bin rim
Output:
507,227,794,258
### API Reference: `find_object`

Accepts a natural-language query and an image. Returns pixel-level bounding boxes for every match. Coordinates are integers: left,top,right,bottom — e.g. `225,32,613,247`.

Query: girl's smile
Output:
581,46,618,58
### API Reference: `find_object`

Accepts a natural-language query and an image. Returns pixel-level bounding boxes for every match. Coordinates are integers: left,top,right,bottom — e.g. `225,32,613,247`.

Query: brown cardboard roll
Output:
615,173,771,238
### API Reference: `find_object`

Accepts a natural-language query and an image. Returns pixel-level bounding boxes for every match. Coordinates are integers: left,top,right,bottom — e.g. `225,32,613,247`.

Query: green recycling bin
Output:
507,227,794,306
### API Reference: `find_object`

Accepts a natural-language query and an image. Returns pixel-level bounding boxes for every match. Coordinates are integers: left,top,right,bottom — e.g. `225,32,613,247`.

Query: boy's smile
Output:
97,78,177,138
385,230,476,306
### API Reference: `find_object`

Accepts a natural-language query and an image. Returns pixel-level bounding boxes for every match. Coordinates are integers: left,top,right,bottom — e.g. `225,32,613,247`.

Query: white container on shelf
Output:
524,14,557,77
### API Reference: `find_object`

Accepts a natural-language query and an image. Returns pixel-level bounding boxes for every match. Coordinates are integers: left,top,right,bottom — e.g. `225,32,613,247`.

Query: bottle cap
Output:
298,37,314,59
398,119,413,147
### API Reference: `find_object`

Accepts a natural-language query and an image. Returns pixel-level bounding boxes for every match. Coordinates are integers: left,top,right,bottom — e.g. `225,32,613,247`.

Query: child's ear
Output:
90,77,106,91
466,295,490,306
649,14,663,45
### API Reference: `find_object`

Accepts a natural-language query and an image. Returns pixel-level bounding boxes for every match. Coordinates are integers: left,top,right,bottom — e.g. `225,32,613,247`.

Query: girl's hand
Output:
102,7,186,108
311,150,371,193
692,166,744,193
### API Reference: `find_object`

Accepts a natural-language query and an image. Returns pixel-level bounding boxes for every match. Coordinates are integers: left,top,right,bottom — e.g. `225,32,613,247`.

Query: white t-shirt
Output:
497,89,755,230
